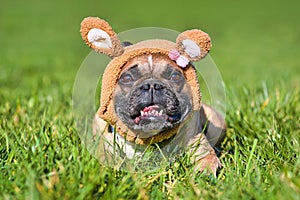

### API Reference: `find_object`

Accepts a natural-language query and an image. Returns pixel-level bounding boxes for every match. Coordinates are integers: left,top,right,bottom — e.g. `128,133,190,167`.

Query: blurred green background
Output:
1,0,299,198
1,0,299,93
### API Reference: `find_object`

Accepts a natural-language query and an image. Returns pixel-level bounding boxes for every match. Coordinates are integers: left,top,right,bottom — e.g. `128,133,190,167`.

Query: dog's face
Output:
113,54,193,138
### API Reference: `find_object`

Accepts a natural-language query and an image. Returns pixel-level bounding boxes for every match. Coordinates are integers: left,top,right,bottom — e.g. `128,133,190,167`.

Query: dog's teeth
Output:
159,110,163,116
141,111,144,116
144,111,148,116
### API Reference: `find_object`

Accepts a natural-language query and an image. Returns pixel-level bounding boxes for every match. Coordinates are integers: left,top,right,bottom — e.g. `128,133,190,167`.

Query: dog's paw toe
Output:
195,153,222,176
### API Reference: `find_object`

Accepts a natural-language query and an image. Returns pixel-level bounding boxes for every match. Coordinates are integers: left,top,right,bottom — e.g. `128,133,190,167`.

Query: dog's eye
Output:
170,72,182,82
120,74,134,84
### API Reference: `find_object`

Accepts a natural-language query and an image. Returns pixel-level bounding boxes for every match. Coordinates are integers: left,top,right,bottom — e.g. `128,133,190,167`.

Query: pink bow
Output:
168,50,189,68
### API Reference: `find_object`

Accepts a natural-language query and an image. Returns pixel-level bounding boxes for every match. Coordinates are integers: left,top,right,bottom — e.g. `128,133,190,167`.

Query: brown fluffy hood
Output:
80,17,212,145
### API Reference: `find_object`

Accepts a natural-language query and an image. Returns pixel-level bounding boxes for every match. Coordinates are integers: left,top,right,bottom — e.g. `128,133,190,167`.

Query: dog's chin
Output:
116,105,190,139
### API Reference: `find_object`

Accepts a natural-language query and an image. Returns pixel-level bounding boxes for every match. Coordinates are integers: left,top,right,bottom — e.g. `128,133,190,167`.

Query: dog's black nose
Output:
139,80,166,104
140,81,164,91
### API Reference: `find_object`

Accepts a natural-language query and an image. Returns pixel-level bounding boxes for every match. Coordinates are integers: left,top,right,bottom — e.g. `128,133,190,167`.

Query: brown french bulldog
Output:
80,17,226,175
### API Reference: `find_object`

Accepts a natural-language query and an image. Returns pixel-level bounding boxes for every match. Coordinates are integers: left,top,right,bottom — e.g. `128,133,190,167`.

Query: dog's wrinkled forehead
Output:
120,54,183,76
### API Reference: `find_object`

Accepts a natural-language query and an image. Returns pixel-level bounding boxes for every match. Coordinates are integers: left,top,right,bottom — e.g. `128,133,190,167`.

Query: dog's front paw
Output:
188,133,222,176
194,151,222,176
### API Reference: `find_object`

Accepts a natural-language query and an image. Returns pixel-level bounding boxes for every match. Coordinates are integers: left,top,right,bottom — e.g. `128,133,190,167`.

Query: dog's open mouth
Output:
132,105,181,125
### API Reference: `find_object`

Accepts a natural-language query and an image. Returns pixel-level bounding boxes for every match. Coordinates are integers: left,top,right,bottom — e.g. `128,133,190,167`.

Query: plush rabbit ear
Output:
176,29,212,62
80,17,124,58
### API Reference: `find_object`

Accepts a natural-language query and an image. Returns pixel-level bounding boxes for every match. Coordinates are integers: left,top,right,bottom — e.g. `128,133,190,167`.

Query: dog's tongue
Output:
142,105,159,112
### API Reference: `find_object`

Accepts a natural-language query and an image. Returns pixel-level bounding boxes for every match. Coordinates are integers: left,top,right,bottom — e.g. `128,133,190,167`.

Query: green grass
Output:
1,0,299,199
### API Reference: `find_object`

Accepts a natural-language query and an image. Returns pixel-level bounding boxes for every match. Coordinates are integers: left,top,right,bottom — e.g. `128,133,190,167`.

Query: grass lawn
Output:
1,0,299,199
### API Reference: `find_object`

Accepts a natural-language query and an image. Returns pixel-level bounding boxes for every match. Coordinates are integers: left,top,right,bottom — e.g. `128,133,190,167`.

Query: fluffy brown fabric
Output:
80,17,124,57
176,30,212,61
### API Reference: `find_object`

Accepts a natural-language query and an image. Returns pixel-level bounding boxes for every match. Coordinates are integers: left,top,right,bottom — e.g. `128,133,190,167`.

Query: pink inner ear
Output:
87,28,112,49
182,39,201,58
